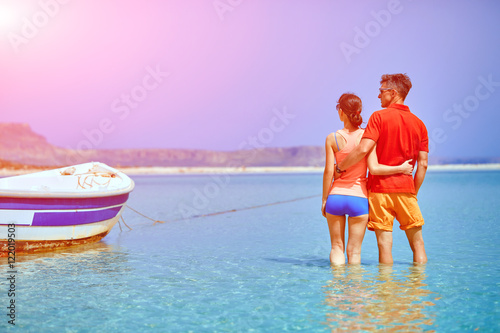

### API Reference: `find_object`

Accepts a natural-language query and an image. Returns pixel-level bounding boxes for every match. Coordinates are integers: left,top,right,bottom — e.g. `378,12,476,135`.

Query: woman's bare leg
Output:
326,214,346,265
346,214,368,264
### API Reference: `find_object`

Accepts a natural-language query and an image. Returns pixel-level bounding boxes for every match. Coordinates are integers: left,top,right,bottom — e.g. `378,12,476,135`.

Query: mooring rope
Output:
125,205,165,225
176,194,321,222
120,215,133,230
121,194,320,228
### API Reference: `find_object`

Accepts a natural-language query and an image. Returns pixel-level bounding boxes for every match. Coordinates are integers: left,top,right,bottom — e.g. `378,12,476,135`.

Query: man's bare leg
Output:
374,229,393,264
405,226,427,263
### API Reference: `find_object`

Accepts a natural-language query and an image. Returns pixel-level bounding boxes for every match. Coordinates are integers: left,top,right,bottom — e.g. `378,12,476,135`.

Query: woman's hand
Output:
321,200,327,217
400,159,414,175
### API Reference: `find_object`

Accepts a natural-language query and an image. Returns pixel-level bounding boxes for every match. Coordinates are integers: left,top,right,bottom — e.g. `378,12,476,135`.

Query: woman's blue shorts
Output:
325,194,368,217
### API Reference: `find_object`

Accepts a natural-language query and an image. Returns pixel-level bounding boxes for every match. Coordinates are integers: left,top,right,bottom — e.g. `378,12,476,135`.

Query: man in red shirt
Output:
337,73,428,264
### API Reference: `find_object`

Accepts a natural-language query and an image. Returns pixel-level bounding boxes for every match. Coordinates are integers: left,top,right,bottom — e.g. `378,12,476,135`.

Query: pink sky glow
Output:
2,0,500,158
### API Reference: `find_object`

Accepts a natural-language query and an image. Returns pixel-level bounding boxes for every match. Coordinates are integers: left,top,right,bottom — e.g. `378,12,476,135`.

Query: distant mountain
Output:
0,123,498,168
0,123,69,167
0,123,324,168
63,146,325,168
428,156,500,165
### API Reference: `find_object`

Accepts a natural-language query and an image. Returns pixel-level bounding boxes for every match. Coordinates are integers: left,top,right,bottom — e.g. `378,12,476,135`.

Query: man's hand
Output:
333,165,341,180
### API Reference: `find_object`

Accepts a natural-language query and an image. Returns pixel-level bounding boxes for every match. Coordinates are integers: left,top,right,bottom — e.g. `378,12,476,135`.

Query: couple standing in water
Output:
322,73,428,265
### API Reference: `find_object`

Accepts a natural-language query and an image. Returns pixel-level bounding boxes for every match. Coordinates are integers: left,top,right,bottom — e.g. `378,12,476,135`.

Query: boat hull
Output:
0,162,134,255
0,206,124,255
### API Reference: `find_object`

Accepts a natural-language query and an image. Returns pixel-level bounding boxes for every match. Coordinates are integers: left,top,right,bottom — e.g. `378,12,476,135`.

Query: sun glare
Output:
0,3,21,31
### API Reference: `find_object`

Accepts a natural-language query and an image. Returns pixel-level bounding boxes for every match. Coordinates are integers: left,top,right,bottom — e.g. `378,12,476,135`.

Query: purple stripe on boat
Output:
0,194,129,210
31,206,123,226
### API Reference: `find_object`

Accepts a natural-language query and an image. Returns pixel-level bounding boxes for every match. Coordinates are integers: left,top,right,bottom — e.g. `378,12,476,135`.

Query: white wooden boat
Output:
0,162,134,255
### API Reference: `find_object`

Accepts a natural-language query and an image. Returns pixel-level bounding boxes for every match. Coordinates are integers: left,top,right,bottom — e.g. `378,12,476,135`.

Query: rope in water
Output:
125,205,165,225
120,194,320,229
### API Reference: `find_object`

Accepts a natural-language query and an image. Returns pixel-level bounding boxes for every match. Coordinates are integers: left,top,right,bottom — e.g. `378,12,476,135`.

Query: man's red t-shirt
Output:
363,104,428,194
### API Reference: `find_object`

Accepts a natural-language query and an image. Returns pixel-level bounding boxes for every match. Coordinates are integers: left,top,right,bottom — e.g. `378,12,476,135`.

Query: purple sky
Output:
2,0,500,158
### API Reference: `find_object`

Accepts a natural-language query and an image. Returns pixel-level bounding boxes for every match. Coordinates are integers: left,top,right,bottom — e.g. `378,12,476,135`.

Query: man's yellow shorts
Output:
367,192,424,232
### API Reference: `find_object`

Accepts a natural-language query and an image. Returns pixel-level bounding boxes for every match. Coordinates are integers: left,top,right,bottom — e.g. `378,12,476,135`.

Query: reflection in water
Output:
0,240,134,331
323,264,436,332
3,241,114,263
0,241,131,278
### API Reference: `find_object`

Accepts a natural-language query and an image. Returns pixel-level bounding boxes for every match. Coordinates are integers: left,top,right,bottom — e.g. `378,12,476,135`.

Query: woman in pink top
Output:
321,93,412,265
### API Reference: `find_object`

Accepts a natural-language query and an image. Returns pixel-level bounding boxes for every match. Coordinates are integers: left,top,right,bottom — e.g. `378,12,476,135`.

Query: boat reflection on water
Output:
0,241,132,279
323,264,436,332
5,241,115,263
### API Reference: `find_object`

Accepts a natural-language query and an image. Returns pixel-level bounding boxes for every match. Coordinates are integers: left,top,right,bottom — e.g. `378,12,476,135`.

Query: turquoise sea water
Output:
1,171,499,332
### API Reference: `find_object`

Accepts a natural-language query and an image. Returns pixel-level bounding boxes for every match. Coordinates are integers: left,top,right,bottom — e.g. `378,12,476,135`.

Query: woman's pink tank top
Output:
329,128,368,198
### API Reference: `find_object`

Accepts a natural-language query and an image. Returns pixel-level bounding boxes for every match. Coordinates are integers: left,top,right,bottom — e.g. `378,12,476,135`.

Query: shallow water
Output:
1,171,499,332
